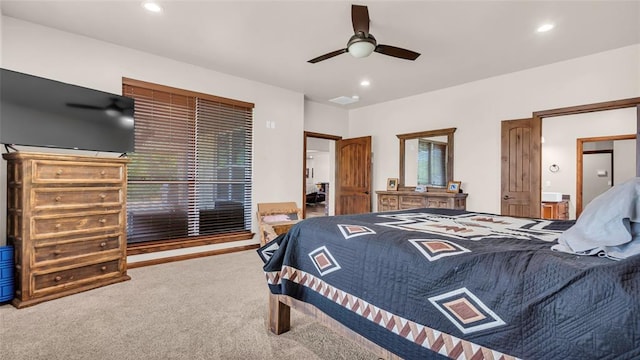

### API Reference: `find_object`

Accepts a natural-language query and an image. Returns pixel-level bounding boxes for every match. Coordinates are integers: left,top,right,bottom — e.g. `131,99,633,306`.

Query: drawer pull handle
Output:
54,276,62,282
55,169,64,176
101,266,107,271
53,250,61,256
99,194,107,200
54,223,61,229
98,218,107,224
100,170,106,176
100,242,107,248
55,196,62,202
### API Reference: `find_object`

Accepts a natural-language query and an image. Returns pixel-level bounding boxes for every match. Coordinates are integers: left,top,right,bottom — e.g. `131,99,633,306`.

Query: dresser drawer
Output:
379,195,398,207
33,161,124,183
34,235,122,264
426,198,451,208
33,259,121,292
32,187,123,210
399,195,425,209
32,211,122,239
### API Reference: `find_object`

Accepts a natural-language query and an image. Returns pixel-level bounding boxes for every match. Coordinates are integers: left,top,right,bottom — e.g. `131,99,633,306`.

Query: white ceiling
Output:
2,1,639,109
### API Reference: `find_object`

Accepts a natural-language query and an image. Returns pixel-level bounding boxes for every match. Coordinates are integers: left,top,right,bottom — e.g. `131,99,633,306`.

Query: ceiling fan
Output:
308,4,421,64
66,97,127,117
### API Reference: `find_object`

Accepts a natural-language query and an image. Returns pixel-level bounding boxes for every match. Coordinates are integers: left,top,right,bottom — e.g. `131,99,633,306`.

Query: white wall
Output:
311,152,331,183
304,100,349,137
614,139,636,186
0,17,304,260
349,44,640,213
542,108,636,218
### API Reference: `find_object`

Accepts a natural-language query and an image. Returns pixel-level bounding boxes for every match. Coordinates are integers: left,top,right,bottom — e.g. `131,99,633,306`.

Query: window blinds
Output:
123,80,253,244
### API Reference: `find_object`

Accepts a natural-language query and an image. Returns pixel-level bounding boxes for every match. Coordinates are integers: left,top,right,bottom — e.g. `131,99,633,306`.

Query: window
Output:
122,79,253,244
417,139,446,187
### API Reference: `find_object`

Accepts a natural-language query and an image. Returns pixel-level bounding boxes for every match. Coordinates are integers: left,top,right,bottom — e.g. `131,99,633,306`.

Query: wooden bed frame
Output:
266,272,521,359
268,293,402,359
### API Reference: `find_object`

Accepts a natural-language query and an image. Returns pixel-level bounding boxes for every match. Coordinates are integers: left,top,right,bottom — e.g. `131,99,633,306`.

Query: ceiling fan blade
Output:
351,5,369,36
374,44,421,61
66,103,104,110
307,48,348,64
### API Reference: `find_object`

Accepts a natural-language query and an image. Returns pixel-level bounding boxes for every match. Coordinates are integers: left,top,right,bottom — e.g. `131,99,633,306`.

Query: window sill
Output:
127,231,254,255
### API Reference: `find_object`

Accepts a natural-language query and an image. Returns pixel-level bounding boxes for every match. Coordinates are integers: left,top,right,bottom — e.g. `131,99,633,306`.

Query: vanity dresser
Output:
4,152,130,308
376,189,467,211
384,127,468,212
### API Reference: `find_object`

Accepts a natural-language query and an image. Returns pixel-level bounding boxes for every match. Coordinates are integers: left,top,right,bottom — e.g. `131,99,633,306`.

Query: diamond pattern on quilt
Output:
258,241,280,263
377,212,563,242
409,239,471,261
337,224,376,239
269,265,519,360
429,287,506,334
308,246,341,276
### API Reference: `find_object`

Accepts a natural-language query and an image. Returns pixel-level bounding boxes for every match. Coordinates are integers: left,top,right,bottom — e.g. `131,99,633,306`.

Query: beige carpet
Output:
0,250,378,360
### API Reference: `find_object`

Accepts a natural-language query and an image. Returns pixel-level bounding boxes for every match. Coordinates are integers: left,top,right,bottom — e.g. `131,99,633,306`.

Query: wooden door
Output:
335,136,372,215
501,118,538,217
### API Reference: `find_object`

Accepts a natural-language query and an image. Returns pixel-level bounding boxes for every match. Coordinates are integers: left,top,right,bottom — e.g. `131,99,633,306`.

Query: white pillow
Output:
553,177,640,259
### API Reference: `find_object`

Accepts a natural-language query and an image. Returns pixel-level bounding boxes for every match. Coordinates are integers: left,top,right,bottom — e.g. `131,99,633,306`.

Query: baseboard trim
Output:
127,244,259,269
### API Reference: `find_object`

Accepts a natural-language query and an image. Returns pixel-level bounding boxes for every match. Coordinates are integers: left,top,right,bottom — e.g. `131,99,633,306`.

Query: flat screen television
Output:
0,68,135,153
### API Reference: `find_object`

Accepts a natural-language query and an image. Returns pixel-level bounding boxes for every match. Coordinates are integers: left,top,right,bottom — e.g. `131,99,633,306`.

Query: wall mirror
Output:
397,127,456,189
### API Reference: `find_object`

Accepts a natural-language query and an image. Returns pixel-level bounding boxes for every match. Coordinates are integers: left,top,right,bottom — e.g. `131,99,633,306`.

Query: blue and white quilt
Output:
258,208,640,360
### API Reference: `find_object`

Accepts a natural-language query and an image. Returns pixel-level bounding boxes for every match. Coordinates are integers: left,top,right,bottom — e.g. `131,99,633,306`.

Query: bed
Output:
258,200,640,359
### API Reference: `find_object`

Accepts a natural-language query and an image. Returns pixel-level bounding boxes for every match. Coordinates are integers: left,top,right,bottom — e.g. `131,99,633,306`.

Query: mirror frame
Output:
397,127,456,190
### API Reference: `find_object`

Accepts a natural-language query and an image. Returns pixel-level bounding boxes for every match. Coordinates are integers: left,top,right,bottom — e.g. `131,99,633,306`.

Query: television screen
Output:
0,68,135,153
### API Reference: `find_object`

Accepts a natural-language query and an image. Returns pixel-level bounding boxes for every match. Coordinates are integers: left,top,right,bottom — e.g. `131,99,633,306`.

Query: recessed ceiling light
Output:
142,1,163,13
360,80,370,87
537,23,554,33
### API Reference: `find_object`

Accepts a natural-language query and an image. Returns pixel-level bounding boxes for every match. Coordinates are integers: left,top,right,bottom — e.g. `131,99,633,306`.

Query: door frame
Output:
530,97,640,218
303,131,342,218
576,134,636,217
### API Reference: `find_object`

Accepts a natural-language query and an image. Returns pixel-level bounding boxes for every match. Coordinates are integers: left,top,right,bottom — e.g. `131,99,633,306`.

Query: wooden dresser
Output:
3,152,130,308
376,190,468,212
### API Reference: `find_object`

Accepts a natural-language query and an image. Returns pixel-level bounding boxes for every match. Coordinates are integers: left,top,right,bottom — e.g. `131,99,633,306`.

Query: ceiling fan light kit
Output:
308,4,420,64
347,34,376,58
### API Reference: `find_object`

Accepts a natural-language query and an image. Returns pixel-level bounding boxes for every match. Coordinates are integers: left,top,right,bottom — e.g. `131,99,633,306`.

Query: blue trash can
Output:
0,246,14,303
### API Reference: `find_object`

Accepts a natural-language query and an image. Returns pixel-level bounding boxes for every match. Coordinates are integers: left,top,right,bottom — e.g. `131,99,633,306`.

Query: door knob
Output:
503,195,510,200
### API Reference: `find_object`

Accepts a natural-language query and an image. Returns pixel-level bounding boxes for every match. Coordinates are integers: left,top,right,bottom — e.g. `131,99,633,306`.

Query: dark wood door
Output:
501,118,537,217
335,136,372,215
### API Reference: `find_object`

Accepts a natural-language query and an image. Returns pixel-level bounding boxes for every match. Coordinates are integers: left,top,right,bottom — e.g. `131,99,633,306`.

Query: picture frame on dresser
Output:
447,181,461,193
386,178,399,191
